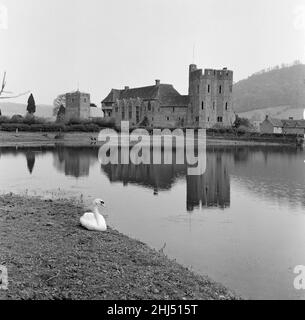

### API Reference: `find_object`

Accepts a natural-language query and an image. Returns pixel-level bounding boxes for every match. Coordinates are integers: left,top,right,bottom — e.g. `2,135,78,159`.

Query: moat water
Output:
1,144,305,300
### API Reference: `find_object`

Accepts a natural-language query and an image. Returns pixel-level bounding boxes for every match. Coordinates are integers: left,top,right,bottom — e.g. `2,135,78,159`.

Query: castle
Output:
102,64,235,128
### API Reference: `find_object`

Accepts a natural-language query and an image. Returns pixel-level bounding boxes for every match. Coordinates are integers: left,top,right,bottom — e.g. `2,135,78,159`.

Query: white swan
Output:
80,199,107,232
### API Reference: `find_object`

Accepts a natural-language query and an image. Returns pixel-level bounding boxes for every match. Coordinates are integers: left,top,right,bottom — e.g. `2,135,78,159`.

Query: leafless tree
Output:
0,71,30,100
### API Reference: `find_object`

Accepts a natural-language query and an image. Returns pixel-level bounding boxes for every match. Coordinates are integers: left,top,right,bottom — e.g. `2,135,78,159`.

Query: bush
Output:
65,124,86,132
23,113,35,124
83,123,100,132
0,116,9,124
92,117,116,128
67,118,82,125
10,115,24,123
23,114,46,125
1,123,30,132
236,128,246,136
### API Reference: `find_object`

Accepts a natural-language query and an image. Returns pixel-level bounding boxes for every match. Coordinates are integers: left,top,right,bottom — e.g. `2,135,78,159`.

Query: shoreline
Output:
0,131,297,148
0,194,239,300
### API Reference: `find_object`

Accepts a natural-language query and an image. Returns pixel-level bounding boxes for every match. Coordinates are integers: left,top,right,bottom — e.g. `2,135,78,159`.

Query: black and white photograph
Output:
1,0,305,307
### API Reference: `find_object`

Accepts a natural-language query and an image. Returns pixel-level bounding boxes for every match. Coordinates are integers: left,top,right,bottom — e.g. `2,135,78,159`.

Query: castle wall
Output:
154,107,187,128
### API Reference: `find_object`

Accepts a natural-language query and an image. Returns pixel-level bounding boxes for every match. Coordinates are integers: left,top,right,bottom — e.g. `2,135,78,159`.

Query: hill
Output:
0,102,55,120
233,63,305,115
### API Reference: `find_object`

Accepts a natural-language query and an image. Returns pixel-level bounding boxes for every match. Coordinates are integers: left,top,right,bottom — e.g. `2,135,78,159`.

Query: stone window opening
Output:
219,86,222,94
208,85,210,93
202,102,204,110
167,117,170,121
217,116,223,123
225,102,228,111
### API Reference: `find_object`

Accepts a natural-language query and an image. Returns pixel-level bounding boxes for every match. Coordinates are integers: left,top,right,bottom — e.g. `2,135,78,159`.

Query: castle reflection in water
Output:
1,144,302,212
2,145,231,212
100,148,231,211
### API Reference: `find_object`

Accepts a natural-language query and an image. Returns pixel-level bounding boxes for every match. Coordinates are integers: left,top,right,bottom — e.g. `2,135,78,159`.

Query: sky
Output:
0,0,305,106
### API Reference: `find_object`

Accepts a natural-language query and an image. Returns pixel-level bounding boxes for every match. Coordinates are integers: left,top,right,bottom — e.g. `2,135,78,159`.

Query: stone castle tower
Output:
187,64,234,128
65,91,90,122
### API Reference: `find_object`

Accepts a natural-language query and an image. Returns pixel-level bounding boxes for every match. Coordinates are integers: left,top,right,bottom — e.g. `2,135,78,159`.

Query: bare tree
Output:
0,71,30,100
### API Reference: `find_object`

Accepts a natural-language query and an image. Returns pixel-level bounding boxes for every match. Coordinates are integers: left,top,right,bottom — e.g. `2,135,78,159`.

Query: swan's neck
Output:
93,205,102,224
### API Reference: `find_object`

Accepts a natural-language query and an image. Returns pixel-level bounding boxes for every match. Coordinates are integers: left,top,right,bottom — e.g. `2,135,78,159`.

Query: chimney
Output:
124,86,130,90
155,80,160,86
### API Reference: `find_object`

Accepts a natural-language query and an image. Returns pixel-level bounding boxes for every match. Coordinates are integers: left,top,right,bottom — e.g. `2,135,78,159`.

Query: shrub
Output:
23,113,36,125
236,128,246,135
10,115,24,123
0,116,9,124
65,124,86,132
67,118,82,125
1,123,30,132
92,117,116,128
84,123,100,132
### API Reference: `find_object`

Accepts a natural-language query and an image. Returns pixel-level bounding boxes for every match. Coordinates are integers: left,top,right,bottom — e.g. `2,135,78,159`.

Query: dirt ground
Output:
0,194,239,300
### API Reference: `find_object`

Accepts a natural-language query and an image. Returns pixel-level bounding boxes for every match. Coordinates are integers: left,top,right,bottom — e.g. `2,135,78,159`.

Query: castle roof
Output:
102,83,188,107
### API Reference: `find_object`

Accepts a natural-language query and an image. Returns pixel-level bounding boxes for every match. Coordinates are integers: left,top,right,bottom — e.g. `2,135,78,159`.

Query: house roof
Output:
282,119,305,128
264,117,305,129
102,84,188,107
160,95,189,107
267,118,284,127
102,89,121,104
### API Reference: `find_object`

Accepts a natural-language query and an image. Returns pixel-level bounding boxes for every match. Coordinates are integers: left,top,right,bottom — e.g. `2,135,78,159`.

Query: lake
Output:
0,144,305,300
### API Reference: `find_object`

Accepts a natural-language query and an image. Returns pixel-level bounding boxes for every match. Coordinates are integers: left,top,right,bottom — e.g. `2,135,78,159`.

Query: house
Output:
260,116,283,134
102,64,235,128
282,119,305,135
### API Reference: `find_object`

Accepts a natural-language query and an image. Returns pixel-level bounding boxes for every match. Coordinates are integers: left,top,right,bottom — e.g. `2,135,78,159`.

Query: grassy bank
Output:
0,194,239,300
0,131,297,148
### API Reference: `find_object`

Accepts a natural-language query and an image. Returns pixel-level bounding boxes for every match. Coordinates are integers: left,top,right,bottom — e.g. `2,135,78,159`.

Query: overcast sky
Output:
0,0,304,105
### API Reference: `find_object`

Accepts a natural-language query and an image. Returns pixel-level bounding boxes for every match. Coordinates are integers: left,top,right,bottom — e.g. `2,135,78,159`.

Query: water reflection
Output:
25,151,36,174
53,147,97,178
0,145,304,211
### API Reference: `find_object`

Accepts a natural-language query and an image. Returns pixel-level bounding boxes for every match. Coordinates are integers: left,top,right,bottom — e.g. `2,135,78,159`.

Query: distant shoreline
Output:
0,194,239,300
0,131,299,148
